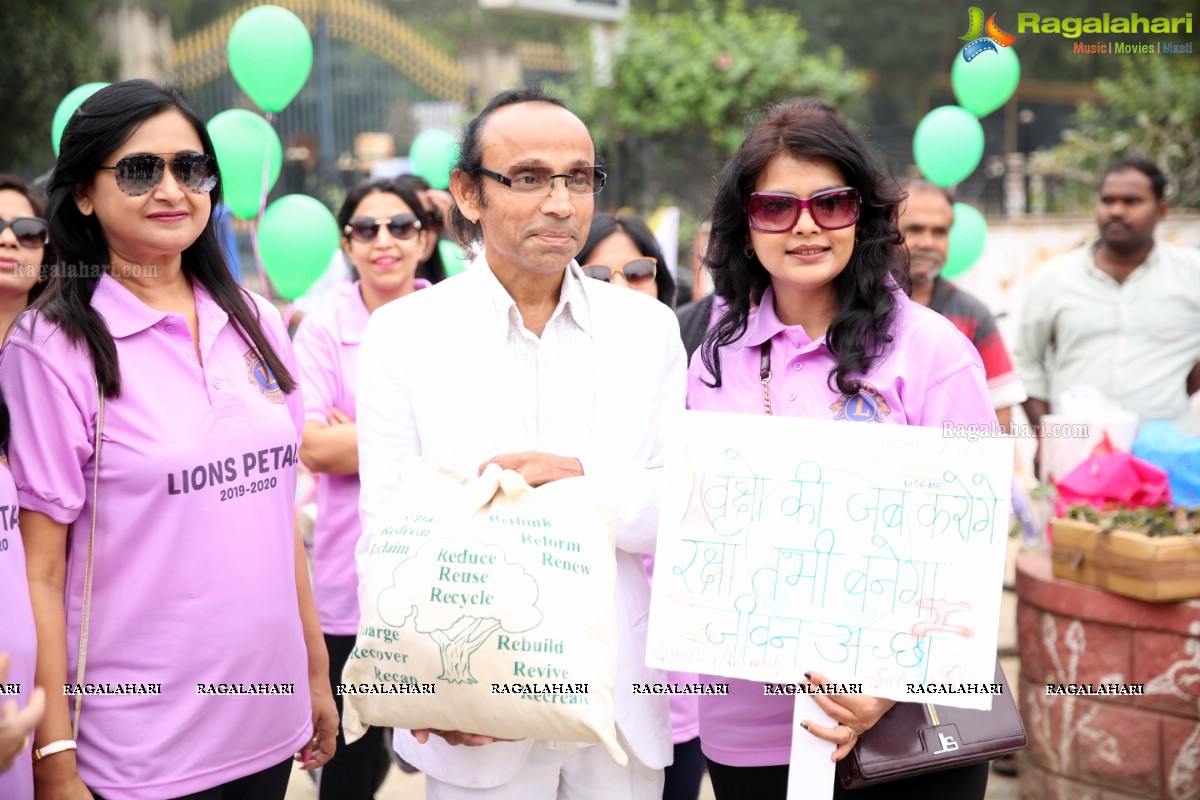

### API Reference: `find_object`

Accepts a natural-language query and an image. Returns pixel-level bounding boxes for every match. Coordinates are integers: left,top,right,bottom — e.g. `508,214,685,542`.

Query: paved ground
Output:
287,539,1026,799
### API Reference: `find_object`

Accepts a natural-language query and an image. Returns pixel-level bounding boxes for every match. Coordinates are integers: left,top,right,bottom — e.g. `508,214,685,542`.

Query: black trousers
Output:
319,632,386,800
93,757,292,800
663,736,706,800
706,758,989,800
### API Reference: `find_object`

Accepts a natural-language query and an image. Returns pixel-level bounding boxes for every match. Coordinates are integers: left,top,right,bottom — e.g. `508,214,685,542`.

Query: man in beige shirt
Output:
1015,158,1200,439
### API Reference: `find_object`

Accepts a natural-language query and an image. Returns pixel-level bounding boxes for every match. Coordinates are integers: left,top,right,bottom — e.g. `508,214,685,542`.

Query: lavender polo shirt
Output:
0,275,311,799
0,461,35,800
292,279,428,635
687,286,997,768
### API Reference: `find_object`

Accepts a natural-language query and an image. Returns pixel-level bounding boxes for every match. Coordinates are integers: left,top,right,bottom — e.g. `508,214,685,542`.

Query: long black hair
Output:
391,174,447,283
0,386,8,452
701,99,908,395
36,79,295,398
577,212,677,308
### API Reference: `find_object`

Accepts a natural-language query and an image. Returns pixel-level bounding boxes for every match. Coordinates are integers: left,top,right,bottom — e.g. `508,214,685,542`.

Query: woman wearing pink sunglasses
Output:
687,99,996,800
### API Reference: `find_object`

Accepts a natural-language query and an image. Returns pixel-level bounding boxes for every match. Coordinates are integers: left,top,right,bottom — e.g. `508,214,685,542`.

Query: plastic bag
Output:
1133,421,1200,505
1054,451,1173,517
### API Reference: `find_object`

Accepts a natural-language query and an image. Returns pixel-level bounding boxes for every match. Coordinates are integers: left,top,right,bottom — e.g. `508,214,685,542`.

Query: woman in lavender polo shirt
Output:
687,100,995,799
0,389,47,800
0,80,337,800
293,177,431,799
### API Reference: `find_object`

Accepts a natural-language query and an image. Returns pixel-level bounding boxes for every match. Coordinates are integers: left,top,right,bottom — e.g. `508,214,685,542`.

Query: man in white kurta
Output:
356,88,683,799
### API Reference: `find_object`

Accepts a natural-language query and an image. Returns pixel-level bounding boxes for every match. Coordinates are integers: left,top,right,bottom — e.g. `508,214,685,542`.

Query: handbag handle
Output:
760,341,773,416
73,385,104,739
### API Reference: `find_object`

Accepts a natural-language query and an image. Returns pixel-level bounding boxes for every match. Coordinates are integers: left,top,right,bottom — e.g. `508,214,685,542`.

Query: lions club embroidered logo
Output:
244,349,284,405
830,382,891,423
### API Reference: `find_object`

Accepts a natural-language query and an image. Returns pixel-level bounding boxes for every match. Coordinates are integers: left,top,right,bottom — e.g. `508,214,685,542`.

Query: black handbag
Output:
837,660,1027,788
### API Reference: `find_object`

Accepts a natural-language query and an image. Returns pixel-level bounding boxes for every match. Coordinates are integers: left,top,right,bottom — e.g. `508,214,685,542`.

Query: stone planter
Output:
1017,551,1200,799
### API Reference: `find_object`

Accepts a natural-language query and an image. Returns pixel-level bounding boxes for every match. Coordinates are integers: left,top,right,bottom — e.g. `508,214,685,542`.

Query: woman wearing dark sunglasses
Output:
292,176,430,800
0,80,338,799
579,212,703,800
577,213,677,307
688,99,995,800
0,175,50,341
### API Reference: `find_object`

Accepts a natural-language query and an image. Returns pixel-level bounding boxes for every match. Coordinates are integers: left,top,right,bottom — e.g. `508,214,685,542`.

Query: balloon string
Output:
250,114,275,301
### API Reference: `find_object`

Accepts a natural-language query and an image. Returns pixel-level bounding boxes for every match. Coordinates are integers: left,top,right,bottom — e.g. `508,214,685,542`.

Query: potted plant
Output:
1051,503,1200,602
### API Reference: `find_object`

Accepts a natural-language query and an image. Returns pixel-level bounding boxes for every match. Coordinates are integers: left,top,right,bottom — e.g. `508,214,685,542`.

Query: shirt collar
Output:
92,273,235,341
338,278,431,344
929,275,954,312
91,273,172,338
742,285,788,348
740,276,904,350
1083,236,1165,280
473,252,593,336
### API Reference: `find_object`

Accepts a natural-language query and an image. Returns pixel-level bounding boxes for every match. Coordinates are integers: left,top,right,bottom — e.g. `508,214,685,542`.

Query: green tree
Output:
0,1,113,176
569,0,866,214
1033,57,1200,211
633,0,1192,127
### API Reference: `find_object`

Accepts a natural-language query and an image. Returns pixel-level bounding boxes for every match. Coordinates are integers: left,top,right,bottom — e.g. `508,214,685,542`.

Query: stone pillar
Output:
463,45,523,106
1005,152,1027,218
1016,552,1200,799
97,1,172,82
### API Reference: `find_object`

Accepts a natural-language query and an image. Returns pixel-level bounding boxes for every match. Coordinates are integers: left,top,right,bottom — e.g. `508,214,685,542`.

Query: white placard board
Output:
647,410,1013,710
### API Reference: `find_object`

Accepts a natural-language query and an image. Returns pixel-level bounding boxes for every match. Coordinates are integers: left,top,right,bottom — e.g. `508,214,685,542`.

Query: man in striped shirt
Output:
899,179,1027,429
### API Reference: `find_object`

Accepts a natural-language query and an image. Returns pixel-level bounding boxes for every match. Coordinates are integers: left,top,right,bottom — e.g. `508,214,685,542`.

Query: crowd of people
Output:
0,76,1196,800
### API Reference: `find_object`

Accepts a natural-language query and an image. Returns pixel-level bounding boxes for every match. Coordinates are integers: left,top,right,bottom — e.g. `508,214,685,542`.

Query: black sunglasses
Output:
0,217,48,248
344,214,422,244
582,258,657,286
747,188,861,233
96,153,218,197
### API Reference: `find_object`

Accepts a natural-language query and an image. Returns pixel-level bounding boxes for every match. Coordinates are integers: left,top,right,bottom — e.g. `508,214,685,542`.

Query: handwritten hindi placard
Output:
647,410,1014,710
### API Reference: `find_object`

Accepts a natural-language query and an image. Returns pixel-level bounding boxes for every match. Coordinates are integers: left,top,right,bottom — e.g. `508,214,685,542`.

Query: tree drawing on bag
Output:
377,541,543,684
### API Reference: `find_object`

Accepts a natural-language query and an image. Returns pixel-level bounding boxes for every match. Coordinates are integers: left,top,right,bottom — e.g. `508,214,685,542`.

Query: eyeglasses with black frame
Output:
746,187,861,233
344,213,423,243
475,165,606,197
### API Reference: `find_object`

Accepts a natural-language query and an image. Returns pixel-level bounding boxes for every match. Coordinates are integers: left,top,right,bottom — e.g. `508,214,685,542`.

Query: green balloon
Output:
52,82,109,156
208,110,283,220
942,202,987,279
227,6,313,113
409,130,458,190
438,238,470,277
913,106,985,187
952,45,1021,118
258,195,339,300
